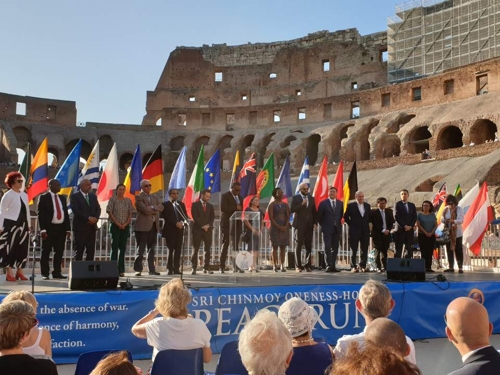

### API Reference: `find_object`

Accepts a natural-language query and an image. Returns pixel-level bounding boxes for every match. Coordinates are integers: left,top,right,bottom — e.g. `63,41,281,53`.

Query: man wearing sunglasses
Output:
133,179,164,276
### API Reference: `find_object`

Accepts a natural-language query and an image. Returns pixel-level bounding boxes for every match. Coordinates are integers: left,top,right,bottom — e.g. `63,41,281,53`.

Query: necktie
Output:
235,195,240,204
203,202,206,212
85,194,90,206
381,209,386,230
54,194,62,220
303,195,308,207
404,203,409,213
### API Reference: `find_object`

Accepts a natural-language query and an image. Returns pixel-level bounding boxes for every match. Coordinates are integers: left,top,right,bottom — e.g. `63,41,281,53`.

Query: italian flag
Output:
183,145,204,219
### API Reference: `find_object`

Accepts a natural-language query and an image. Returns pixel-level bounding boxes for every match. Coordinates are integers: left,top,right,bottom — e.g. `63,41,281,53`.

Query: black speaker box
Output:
286,251,295,269
68,261,119,290
386,258,425,282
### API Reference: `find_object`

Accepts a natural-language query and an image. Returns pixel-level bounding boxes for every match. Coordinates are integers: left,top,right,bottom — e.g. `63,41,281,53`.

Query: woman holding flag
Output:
441,194,465,273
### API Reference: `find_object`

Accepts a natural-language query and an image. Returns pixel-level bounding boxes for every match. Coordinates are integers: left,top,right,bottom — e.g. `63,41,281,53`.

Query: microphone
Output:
174,201,188,226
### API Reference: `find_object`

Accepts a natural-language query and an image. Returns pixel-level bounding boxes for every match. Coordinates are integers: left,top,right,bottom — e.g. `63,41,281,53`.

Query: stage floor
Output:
0,267,498,294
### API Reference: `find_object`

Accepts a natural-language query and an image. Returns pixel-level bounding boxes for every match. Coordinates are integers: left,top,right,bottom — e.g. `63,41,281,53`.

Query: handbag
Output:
435,224,450,245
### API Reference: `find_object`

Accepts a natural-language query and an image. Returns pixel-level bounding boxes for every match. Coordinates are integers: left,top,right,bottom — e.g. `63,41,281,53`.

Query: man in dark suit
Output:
70,179,101,261
343,190,371,273
394,189,417,258
38,179,71,280
133,179,164,276
317,187,343,272
370,197,395,272
446,297,500,375
161,188,187,275
291,183,317,272
191,189,215,275
220,182,243,273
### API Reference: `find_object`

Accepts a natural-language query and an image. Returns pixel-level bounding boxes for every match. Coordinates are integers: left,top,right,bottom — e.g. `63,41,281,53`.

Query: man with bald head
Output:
70,178,101,261
445,297,500,375
343,191,371,272
365,318,410,358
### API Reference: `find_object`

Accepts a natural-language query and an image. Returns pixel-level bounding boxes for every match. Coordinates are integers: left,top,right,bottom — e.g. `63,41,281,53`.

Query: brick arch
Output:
408,126,432,154
470,119,497,145
48,147,59,167
13,126,32,148
99,135,113,160
65,139,93,160
306,134,321,165
191,136,210,168
281,135,297,148
119,152,134,171
170,136,185,151
437,125,463,150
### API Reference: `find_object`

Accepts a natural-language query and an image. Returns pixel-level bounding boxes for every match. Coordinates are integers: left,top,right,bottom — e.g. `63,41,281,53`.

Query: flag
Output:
257,153,275,199
343,161,358,212
80,141,100,189
458,183,480,216
230,150,241,187
27,138,49,203
18,143,31,192
462,182,494,255
295,156,310,194
183,145,204,219
264,156,291,225
123,145,143,204
239,152,257,210
433,182,447,222
454,184,462,201
143,145,164,195
204,149,221,194
332,160,344,202
167,146,187,194
96,143,119,216
313,156,329,209
55,139,82,198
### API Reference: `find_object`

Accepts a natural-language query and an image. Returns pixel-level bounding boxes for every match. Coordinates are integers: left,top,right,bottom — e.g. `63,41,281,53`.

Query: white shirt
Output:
144,317,211,361
358,203,365,217
50,192,65,225
334,326,416,365
380,209,387,231
0,189,31,230
441,206,464,238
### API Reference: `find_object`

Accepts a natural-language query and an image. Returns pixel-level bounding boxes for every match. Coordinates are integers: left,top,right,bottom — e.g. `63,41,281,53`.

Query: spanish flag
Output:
142,145,163,195
343,161,358,212
27,138,48,203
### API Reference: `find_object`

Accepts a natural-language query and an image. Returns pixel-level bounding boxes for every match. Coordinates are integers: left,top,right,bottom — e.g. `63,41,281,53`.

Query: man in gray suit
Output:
133,179,164,276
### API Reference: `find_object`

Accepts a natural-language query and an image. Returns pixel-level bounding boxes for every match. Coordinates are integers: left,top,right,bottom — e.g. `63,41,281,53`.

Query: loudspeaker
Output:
286,252,295,269
68,261,119,290
386,258,425,282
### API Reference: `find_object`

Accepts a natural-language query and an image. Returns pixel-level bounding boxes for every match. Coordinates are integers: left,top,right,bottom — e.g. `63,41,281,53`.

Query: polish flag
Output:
332,160,344,202
96,143,119,218
312,156,329,210
462,182,493,255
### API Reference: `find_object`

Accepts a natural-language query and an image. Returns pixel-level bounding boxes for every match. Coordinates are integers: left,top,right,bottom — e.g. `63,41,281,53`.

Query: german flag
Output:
343,161,358,212
142,145,164,195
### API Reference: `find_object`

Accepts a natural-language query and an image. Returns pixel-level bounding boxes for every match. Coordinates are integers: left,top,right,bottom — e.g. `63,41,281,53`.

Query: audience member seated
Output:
365,317,410,358
131,278,212,364
0,300,58,374
278,297,334,356
329,343,421,375
333,280,416,364
239,309,293,375
90,351,142,375
1,290,52,358
445,297,500,375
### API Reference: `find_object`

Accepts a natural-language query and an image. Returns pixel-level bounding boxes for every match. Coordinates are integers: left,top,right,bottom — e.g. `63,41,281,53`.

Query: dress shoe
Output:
52,274,67,280
219,269,225,274
135,272,141,276
234,268,244,274
203,269,213,274
149,271,161,276
458,269,464,274
191,269,197,275
325,267,333,273
15,271,28,281
42,275,50,281
331,268,341,273
443,268,454,273
305,267,312,272
167,270,173,275
6,273,16,282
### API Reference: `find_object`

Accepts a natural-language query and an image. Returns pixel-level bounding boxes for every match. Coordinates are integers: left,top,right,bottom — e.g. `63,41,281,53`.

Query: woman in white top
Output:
131,278,212,363
0,172,31,282
1,290,52,357
441,194,465,273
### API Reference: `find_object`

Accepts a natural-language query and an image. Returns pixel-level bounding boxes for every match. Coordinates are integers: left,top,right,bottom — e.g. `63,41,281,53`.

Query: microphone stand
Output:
30,234,38,294
173,201,190,283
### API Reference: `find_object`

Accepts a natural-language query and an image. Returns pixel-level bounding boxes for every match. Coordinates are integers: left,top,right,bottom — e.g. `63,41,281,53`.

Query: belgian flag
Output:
142,145,164,195
343,161,358,212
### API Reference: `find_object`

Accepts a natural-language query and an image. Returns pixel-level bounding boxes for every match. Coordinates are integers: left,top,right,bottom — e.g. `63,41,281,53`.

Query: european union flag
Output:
204,149,220,193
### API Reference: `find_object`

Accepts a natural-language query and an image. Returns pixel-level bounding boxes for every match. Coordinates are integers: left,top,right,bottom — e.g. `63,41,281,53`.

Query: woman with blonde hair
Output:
1,290,52,357
131,278,212,364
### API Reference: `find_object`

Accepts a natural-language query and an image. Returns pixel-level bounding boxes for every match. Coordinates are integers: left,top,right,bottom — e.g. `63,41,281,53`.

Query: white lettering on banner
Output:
192,310,212,324
354,305,362,328
284,291,339,302
216,308,232,335
51,339,85,348
330,303,351,329
312,304,328,329
234,307,251,334
72,321,120,331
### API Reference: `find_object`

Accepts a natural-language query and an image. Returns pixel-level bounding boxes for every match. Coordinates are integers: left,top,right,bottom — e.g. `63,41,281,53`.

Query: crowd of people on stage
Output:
0,168,470,281
1,279,499,374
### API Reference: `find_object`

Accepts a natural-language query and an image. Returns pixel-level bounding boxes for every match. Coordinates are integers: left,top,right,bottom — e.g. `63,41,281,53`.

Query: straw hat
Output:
278,297,318,338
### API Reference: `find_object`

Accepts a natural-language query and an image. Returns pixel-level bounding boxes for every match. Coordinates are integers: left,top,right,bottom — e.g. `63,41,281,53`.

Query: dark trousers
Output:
220,224,241,269
295,227,313,269
349,233,369,269
41,223,66,276
166,228,184,272
418,233,435,270
133,225,157,272
74,229,96,261
110,223,129,274
323,231,339,268
192,229,212,269
445,236,464,269
372,234,391,270
395,229,414,258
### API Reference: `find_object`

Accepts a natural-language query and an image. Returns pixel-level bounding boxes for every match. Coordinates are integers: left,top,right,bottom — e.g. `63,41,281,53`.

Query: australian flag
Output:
433,182,447,209
204,149,221,193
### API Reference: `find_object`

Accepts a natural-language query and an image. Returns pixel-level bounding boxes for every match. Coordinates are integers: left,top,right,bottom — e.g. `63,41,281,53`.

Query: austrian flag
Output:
462,182,493,255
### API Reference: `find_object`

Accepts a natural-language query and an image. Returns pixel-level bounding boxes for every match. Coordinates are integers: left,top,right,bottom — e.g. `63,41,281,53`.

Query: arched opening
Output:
409,126,432,154
16,147,28,167
437,126,463,150
170,136,185,151
0,128,12,163
398,114,416,130
306,134,321,165
340,124,355,140
256,133,276,168
142,153,153,167
48,147,59,168
415,175,444,192
281,136,297,148
470,119,497,145
119,152,134,171
381,138,401,158
239,134,255,157
156,118,162,126
218,135,233,151
65,139,93,160
13,127,32,148
360,120,379,161
192,136,210,168
99,135,113,159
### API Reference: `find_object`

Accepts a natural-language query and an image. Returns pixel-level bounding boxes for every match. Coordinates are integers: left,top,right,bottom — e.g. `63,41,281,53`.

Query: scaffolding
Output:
388,0,500,83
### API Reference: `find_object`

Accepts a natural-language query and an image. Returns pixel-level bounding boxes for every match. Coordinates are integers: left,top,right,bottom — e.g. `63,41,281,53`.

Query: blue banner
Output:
2,281,498,364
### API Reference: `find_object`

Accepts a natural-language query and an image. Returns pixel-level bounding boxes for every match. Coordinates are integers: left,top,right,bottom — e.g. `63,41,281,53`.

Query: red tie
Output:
54,194,62,220
203,202,206,212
